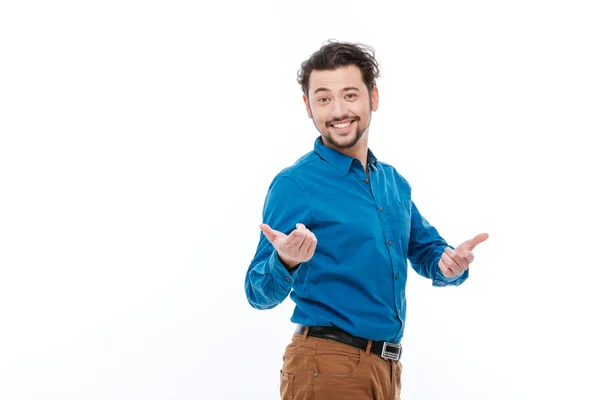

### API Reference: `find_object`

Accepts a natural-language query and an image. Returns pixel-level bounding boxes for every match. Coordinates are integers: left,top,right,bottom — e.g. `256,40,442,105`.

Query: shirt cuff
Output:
267,249,300,287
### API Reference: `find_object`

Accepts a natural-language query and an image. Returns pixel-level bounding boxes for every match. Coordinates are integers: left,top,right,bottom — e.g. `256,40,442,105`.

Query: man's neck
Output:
345,146,368,174
322,137,369,172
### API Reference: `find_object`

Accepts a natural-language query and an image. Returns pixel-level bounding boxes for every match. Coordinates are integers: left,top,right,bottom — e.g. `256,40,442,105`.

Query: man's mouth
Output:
329,119,356,133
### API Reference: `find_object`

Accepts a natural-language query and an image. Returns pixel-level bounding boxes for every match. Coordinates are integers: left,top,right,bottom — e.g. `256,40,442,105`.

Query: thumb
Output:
464,232,489,250
259,223,284,243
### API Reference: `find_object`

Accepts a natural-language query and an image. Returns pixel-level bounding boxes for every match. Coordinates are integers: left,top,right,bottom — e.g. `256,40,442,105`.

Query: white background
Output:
1,1,599,399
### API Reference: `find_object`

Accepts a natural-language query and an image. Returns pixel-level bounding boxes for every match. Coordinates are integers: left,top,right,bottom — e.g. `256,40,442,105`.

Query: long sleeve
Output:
245,175,313,310
407,201,468,287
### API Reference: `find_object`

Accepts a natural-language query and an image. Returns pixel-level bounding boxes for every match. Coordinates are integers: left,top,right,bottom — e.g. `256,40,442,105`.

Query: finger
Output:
304,233,318,256
295,223,313,249
295,229,310,251
442,252,461,274
260,223,283,243
444,247,468,271
465,233,489,250
438,257,453,278
440,253,459,275
286,229,308,250
299,231,316,255
465,251,474,263
296,223,315,237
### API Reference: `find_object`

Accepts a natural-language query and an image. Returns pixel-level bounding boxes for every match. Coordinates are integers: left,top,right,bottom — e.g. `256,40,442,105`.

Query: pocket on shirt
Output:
393,200,412,242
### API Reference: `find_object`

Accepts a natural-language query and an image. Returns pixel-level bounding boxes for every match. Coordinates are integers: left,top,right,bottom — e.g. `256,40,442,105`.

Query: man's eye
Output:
318,98,329,103
347,93,356,99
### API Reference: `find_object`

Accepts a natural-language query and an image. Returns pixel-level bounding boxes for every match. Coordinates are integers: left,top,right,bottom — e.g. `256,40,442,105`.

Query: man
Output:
244,40,488,400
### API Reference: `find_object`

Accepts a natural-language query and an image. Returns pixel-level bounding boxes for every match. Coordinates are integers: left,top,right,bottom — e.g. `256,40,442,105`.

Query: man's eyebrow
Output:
313,86,361,95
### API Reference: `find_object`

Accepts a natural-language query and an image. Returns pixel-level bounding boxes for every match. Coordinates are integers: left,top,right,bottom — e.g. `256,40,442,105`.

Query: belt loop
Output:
366,340,372,356
302,326,309,341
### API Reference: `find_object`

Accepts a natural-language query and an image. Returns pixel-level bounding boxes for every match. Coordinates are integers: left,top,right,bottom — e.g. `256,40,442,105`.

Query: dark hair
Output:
297,39,381,98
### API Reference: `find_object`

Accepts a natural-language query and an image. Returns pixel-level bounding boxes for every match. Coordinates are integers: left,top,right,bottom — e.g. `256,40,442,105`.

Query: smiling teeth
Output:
333,121,351,128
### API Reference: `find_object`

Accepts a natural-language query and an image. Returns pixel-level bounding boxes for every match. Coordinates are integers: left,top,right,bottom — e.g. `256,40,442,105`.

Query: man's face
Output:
303,65,379,150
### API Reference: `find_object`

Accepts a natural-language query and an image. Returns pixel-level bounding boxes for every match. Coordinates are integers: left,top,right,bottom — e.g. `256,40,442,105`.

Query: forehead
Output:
308,65,366,94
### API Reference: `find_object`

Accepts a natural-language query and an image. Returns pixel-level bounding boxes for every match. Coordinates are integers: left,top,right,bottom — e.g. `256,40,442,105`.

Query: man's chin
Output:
330,139,357,150
326,131,360,148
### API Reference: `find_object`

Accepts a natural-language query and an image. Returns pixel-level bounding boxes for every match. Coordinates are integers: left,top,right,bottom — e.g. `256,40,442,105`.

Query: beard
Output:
317,114,370,150
311,101,372,151
320,121,362,149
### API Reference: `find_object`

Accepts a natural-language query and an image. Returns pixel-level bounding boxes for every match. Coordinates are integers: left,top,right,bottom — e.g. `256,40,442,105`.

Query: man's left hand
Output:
439,233,489,278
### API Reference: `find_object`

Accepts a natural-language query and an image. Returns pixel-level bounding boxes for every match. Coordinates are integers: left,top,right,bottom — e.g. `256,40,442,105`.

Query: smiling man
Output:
244,40,488,400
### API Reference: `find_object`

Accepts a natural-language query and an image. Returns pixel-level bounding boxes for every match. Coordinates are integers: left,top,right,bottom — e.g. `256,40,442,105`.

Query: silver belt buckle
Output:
381,342,402,361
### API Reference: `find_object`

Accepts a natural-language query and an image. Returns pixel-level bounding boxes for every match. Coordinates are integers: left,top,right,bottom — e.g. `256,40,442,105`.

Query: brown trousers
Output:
280,330,402,400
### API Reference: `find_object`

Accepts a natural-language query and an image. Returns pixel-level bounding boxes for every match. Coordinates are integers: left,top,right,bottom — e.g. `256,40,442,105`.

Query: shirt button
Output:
388,240,392,245
364,177,369,183
395,274,399,280
379,207,383,212
285,276,290,282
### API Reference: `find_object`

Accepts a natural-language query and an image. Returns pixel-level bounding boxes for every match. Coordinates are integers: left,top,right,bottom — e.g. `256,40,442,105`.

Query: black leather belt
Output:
295,325,402,361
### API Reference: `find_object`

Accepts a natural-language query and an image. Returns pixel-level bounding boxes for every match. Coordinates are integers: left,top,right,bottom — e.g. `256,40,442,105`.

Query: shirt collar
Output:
313,136,378,175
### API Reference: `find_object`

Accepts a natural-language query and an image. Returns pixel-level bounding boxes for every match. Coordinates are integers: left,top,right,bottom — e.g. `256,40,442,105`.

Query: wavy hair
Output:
297,39,381,98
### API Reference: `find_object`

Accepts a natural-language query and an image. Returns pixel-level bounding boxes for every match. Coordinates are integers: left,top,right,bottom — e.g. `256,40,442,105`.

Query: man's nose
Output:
331,98,347,118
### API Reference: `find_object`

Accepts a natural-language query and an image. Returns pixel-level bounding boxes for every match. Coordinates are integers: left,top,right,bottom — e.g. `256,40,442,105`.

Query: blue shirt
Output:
245,136,467,343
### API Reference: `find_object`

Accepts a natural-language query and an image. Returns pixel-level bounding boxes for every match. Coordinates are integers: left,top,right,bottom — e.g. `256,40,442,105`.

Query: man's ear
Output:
370,86,379,112
303,95,313,119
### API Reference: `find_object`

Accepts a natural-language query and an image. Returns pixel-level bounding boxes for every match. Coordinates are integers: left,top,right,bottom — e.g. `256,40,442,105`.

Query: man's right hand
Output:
259,223,318,270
